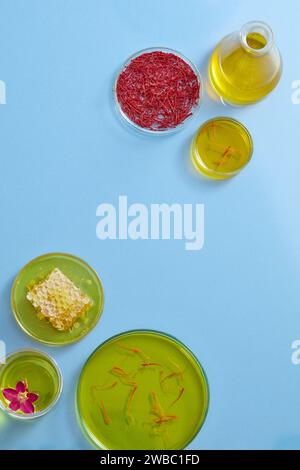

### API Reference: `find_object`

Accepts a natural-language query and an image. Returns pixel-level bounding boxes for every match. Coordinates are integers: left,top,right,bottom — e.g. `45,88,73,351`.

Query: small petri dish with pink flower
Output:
0,349,62,420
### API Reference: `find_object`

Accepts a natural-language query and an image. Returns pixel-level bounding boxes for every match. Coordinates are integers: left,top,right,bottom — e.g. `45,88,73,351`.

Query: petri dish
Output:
0,349,62,420
11,253,104,346
114,47,203,135
191,117,253,179
76,330,209,450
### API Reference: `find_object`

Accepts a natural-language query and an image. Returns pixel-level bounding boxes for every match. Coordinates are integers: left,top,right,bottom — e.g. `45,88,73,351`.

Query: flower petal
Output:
9,400,20,412
20,399,34,414
27,393,39,403
16,381,27,393
2,388,18,402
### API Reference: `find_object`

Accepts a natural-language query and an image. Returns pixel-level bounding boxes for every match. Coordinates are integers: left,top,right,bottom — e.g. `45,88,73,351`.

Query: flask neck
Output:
240,21,274,56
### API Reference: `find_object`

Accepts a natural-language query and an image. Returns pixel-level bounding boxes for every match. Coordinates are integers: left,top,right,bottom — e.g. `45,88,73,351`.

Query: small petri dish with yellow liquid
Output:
191,117,253,179
0,349,62,420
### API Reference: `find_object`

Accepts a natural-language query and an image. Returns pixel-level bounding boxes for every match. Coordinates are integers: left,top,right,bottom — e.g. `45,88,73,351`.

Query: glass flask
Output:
209,21,282,105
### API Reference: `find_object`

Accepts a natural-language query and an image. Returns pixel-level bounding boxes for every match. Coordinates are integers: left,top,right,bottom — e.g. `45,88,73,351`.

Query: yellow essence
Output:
191,117,253,179
209,21,282,105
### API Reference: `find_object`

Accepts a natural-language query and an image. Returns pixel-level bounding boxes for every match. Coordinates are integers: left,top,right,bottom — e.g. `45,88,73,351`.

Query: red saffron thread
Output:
120,345,148,360
120,345,142,355
141,362,161,367
168,387,185,409
126,384,138,424
100,400,112,425
111,366,128,377
111,366,137,386
116,51,200,131
127,384,138,412
150,391,164,418
160,371,180,385
155,415,177,424
100,381,118,391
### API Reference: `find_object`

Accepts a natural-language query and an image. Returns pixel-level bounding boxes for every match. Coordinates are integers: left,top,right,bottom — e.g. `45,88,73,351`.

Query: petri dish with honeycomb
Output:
11,253,104,346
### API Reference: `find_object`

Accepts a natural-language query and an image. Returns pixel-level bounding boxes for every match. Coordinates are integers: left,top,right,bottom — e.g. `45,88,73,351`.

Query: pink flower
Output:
2,380,39,414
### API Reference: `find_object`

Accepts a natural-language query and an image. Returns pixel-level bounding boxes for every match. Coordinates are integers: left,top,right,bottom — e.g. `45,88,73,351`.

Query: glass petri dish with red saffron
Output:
114,47,203,135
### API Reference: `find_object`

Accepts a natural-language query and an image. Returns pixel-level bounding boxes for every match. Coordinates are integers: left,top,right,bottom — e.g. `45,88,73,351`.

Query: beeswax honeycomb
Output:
26,268,92,331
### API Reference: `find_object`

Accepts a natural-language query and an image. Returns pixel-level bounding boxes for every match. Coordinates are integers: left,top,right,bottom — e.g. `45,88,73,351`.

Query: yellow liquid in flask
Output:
209,22,282,105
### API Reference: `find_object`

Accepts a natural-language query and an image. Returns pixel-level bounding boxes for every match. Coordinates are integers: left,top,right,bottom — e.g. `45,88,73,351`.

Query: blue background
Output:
0,0,299,450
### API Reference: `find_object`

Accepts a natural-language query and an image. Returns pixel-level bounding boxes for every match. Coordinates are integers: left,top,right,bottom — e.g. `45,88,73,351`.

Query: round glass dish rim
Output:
113,46,204,136
10,252,105,347
240,20,274,56
192,116,254,177
0,347,63,420
76,328,210,450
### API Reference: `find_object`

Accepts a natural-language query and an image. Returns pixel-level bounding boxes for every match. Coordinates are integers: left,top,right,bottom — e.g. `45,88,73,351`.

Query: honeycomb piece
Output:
26,268,92,331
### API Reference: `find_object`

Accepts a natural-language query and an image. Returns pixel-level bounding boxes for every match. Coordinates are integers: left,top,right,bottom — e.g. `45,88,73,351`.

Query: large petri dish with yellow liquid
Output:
76,330,209,450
